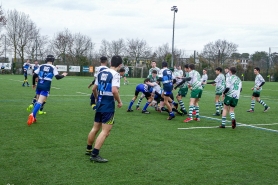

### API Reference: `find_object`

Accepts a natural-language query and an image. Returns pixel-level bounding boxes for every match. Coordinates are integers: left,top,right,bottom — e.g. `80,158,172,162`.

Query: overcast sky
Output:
2,0,278,55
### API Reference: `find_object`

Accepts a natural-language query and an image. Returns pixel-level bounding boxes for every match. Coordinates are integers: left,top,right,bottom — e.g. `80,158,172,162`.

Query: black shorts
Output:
252,92,260,97
135,90,151,98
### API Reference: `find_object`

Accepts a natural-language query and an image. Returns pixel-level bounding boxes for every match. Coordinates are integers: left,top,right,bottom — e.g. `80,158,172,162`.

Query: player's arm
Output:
32,73,38,85
206,81,216,84
55,73,67,80
259,82,265,87
112,73,122,108
92,84,98,100
88,79,95,88
174,77,192,90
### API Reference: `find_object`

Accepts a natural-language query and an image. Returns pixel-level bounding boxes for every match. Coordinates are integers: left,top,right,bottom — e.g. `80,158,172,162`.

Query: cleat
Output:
26,104,33,112
247,109,254,112
91,104,96,110
22,84,25,87
167,114,175,120
38,111,46,115
232,119,236,129
194,117,200,121
183,117,193,123
213,112,221,116
181,109,187,115
192,110,196,115
142,110,150,114
136,105,140,110
27,113,36,126
263,106,270,112
85,149,92,156
219,124,226,128
177,110,184,116
127,109,134,112
90,155,108,163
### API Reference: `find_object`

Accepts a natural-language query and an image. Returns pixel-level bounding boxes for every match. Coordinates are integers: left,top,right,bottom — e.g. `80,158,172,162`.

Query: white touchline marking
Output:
52,87,60,89
178,116,278,133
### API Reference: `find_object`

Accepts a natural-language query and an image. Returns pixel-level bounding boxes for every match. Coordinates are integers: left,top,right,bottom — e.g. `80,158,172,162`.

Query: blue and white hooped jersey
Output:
23,63,30,71
135,84,149,93
33,64,40,71
158,68,173,85
94,68,120,112
34,64,59,91
94,66,108,78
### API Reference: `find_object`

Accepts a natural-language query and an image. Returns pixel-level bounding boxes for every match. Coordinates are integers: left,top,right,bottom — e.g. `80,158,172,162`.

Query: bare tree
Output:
25,35,49,62
98,39,125,59
155,43,171,62
50,28,73,64
200,39,238,67
126,38,152,64
0,5,6,32
6,9,38,71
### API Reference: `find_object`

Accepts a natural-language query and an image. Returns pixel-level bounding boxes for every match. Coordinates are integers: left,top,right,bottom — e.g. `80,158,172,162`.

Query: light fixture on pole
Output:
171,6,178,68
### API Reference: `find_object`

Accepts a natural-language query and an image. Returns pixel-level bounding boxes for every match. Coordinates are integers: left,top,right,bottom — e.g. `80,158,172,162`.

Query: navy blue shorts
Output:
94,112,115,124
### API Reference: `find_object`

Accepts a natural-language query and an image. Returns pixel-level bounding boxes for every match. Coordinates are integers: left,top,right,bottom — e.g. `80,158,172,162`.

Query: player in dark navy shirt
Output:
22,59,31,87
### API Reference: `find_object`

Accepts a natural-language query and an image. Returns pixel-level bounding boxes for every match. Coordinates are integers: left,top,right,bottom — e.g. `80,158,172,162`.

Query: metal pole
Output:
35,38,37,60
4,35,6,63
171,11,175,68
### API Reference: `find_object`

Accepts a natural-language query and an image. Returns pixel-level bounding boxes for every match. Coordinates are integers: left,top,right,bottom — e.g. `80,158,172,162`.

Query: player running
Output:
27,55,67,126
247,67,270,113
22,59,31,87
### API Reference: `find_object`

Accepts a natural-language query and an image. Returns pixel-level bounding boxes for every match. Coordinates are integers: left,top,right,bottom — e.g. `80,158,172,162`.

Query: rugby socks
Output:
92,148,99,157
40,102,46,111
230,112,235,120
142,102,150,111
188,105,194,118
259,100,268,108
215,103,219,113
32,96,37,105
32,102,42,118
221,116,226,126
250,100,255,110
219,101,223,112
87,145,92,150
195,106,200,118
137,98,143,107
178,100,186,112
128,100,134,110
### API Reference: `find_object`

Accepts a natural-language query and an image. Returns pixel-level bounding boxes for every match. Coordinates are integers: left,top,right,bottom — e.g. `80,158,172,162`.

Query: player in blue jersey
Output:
22,59,31,87
33,60,39,72
127,78,153,114
88,57,108,109
158,61,175,120
27,55,67,125
86,55,123,163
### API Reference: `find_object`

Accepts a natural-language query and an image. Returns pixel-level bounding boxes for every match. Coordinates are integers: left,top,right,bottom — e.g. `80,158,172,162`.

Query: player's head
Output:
151,61,157,68
100,56,108,64
177,65,181,70
45,55,55,64
224,67,229,73
162,61,168,68
26,59,30,63
152,70,157,76
34,60,38,65
188,64,195,71
111,55,123,69
119,67,125,77
203,68,207,74
215,67,222,74
144,78,150,84
229,67,236,74
184,64,189,72
254,67,260,74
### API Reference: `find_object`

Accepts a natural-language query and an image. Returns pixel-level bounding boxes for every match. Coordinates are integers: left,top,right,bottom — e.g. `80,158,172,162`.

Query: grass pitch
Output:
0,75,278,185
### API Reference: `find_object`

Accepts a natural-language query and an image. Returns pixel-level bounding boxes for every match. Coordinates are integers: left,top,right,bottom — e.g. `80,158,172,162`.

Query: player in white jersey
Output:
207,67,225,116
219,67,242,129
247,67,270,113
184,64,203,122
148,61,160,76
201,68,208,88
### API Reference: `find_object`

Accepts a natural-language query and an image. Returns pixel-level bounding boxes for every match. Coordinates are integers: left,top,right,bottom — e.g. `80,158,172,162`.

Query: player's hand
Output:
256,87,260,90
62,72,68,76
117,102,123,108
251,87,254,90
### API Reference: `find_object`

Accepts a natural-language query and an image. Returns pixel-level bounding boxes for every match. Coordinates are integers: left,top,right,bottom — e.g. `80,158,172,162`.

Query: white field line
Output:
178,116,278,133
51,87,60,89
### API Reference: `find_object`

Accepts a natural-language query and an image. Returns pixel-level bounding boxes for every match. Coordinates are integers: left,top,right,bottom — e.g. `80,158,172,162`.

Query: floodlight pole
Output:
171,6,178,68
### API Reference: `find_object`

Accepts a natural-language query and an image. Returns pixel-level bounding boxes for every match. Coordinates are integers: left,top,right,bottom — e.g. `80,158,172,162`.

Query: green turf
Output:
0,75,278,185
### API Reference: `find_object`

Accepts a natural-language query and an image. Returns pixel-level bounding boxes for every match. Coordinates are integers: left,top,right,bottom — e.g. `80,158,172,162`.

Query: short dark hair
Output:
184,64,189,68
254,67,260,72
144,78,150,83
162,61,168,67
188,64,195,70
119,68,125,73
215,67,222,72
203,68,207,71
152,70,157,74
45,55,55,63
111,55,123,67
100,56,107,63
229,67,236,74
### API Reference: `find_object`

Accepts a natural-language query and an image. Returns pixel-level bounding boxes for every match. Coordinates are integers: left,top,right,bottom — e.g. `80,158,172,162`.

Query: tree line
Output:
0,7,277,81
